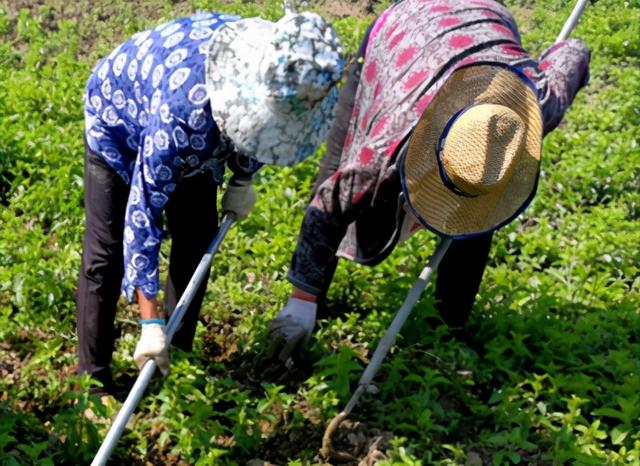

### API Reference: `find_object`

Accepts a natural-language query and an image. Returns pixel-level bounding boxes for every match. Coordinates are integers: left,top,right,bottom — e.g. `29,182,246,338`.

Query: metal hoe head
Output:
321,238,452,460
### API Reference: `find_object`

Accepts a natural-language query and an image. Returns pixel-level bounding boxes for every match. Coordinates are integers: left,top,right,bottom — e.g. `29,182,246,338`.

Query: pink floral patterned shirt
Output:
287,0,590,295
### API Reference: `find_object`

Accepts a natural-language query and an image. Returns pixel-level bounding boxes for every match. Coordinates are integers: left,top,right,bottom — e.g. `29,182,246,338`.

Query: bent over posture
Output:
268,0,590,360
78,11,344,393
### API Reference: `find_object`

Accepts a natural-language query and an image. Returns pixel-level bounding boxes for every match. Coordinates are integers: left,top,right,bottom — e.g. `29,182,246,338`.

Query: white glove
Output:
133,323,170,376
221,178,256,219
268,297,317,362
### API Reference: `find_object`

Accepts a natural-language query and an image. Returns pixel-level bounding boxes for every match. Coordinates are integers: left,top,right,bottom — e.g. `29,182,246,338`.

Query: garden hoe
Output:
320,237,451,461
91,213,236,466
320,0,591,460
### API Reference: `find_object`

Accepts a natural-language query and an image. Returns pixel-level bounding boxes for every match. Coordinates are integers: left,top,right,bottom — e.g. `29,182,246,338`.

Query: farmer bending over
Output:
77,11,344,394
268,0,590,360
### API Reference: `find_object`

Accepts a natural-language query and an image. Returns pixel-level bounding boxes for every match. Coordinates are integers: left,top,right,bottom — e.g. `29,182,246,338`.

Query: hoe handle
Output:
357,238,452,389
557,0,589,42
321,0,591,460
91,214,235,466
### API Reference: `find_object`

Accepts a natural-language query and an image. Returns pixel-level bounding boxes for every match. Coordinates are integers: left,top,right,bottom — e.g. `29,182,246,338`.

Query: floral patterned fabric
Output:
206,12,344,166
287,0,590,295
84,13,262,301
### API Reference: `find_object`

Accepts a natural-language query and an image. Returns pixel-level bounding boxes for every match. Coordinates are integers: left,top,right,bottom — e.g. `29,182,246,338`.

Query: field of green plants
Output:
1,0,639,464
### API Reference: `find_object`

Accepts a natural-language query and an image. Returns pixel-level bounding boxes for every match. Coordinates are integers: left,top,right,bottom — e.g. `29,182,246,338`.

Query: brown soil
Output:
246,419,393,465
315,0,378,18
0,1,505,463
194,314,396,464
1,0,379,58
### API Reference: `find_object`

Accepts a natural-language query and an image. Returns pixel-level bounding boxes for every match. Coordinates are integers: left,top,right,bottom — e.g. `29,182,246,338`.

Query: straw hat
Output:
205,12,344,166
400,64,543,238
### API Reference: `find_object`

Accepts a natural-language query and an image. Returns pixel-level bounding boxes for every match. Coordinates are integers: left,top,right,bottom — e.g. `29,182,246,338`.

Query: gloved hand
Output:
268,297,317,362
221,178,256,219
133,322,170,376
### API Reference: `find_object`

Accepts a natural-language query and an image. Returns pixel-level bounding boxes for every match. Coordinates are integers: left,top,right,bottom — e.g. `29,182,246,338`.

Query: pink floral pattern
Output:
287,0,590,295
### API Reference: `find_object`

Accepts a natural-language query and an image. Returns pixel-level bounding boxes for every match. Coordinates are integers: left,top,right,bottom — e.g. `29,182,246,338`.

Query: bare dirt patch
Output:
313,0,378,18
2,0,381,60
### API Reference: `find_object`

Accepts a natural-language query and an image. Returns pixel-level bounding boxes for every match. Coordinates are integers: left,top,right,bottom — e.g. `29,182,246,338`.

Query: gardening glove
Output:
221,178,256,220
268,297,317,362
134,322,170,376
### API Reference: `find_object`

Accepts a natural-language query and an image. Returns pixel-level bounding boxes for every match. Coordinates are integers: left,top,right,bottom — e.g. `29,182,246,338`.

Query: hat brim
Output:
400,63,543,238
205,18,338,167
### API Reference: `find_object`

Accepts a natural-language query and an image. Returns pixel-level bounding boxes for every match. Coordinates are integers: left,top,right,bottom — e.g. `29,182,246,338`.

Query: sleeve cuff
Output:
287,270,323,295
139,318,166,326
123,280,160,303
228,175,253,186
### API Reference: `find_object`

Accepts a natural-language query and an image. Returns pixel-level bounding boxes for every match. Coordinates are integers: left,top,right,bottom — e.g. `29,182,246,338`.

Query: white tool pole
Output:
557,0,589,42
91,214,235,466
322,2,592,456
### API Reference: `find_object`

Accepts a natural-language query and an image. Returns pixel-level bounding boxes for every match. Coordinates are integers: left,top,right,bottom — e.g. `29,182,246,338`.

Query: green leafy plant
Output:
0,0,639,464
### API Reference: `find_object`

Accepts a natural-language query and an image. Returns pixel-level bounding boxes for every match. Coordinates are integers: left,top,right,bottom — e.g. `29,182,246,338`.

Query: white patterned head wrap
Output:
206,12,344,166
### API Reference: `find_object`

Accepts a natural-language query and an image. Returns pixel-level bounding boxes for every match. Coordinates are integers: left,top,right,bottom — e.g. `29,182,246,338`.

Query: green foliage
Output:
0,0,639,465
314,345,363,399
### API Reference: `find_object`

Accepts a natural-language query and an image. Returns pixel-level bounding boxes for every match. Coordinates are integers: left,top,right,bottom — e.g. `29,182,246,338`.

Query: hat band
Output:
435,106,478,199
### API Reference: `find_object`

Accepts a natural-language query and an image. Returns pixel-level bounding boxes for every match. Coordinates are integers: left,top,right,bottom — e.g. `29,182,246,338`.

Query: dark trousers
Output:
315,49,493,329
76,146,218,389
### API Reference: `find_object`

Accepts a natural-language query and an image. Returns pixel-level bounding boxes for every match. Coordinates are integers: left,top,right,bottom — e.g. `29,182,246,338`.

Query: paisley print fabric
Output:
206,12,344,166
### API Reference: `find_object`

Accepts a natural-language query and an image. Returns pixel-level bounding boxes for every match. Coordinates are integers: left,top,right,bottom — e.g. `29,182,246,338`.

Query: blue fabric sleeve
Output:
122,117,187,301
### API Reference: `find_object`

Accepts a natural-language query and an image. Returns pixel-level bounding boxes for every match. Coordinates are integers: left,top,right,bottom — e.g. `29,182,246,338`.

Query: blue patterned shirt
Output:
84,13,261,301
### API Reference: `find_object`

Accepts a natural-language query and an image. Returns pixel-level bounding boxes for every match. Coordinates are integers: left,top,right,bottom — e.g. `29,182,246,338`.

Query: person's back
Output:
309,0,589,264
268,0,590,361
76,10,345,395
84,13,239,184
340,0,569,185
